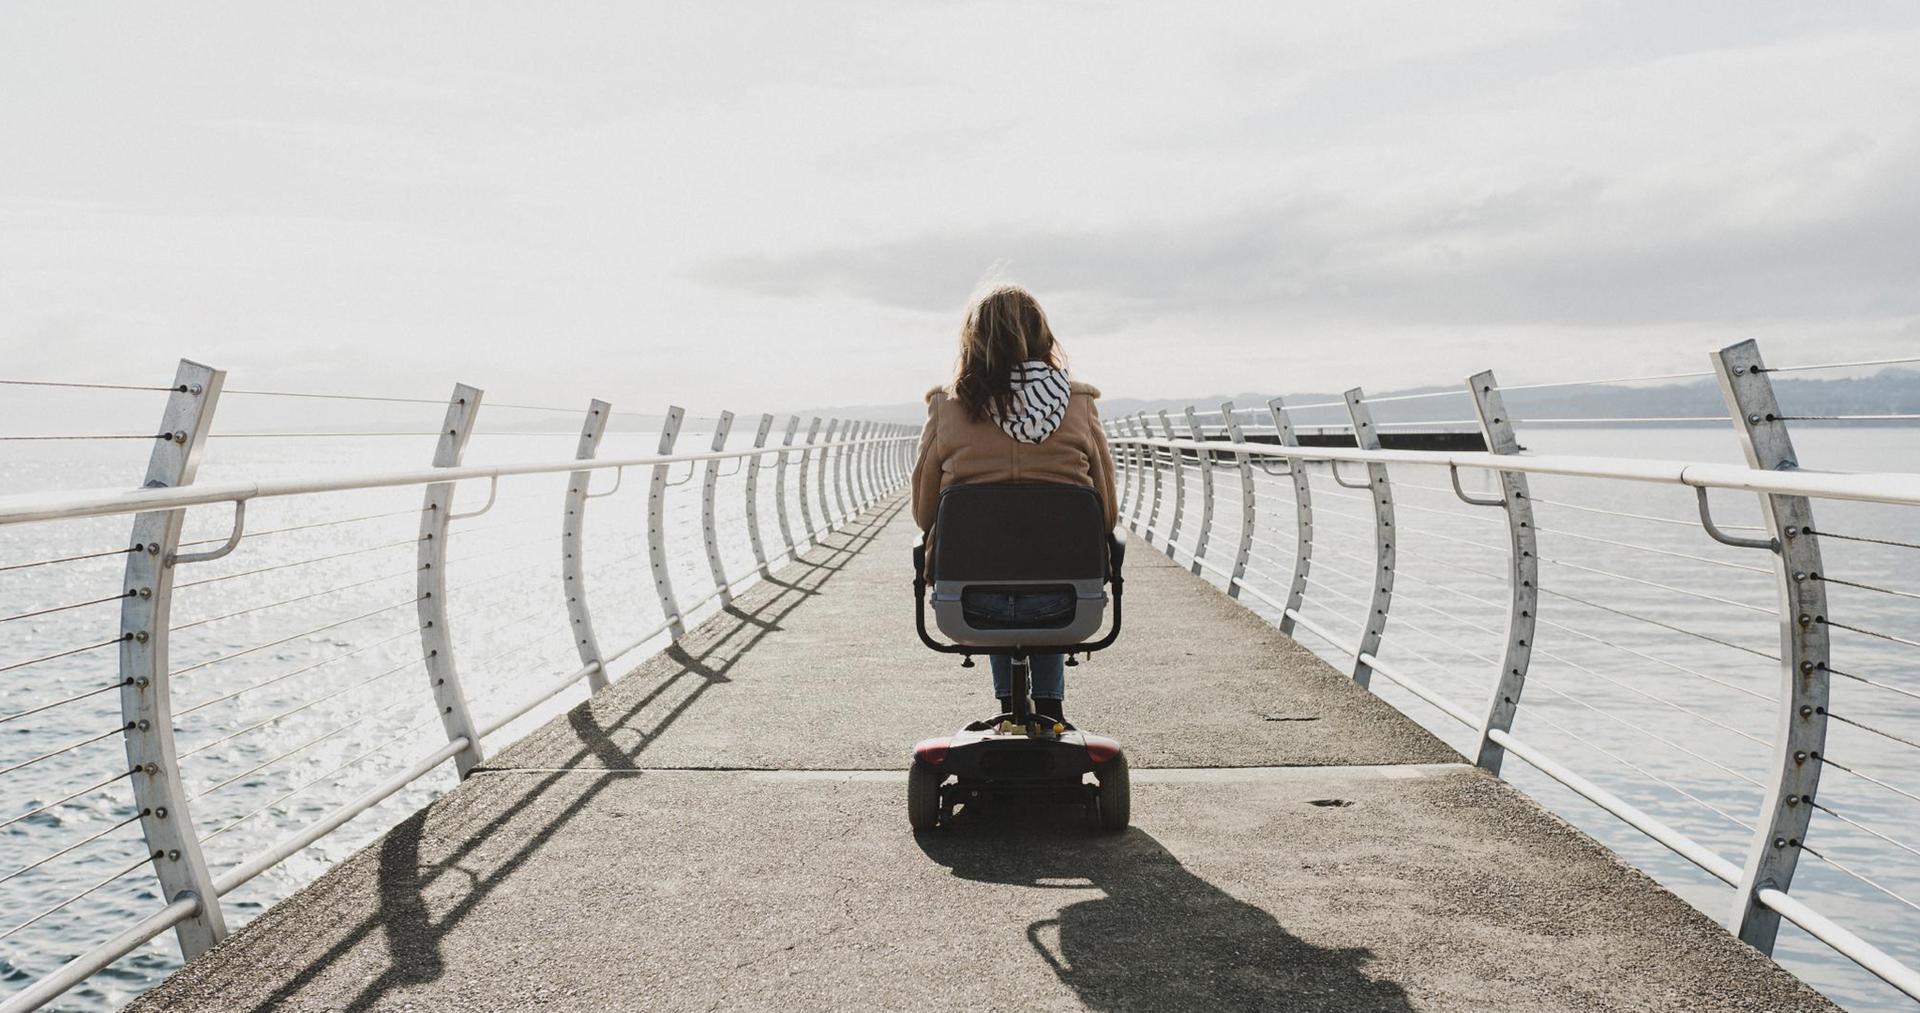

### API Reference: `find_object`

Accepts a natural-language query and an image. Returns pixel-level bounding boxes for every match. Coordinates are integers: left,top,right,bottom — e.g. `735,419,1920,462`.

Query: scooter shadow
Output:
915,801,1414,1013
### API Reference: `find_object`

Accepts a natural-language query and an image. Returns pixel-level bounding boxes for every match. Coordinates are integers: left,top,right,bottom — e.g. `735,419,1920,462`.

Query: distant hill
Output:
802,368,1920,429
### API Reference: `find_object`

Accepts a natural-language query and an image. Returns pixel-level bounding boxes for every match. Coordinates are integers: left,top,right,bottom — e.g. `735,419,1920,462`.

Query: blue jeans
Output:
991,654,1065,701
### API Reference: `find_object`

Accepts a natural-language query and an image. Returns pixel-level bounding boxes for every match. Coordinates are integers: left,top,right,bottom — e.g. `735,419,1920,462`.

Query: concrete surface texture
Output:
131,498,1838,1012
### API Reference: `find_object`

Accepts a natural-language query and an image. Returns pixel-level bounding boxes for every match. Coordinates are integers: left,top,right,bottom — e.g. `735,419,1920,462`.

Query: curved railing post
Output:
649,406,687,639
119,359,230,958
775,416,800,556
1156,410,1187,557
1116,418,1141,525
417,383,488,777
745,413,774,577
1462,373,1537,774
817,418,840,531
702,411,736,608
1714,339,1830,955
1220,402,1256,599
1137,413,1163,543
797,417,820,542
858,420,877,511
1344,388,1395,689
827,418,850,526
1269,398,1313,637
1181,406,1215,576
564,399,613,693
845,420,864,513
1104,420,1124,514
1124,416,1148,534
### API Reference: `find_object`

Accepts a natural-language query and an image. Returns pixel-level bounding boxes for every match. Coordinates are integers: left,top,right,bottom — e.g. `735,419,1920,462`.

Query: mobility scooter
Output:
909,482,1128,831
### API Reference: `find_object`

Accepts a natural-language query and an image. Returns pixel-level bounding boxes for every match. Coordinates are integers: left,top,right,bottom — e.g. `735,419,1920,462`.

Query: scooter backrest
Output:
930,483,1108,583
928,482,1110,648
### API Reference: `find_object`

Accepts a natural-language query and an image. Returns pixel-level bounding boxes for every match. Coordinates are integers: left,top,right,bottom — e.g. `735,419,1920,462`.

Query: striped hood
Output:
991,360,1073,444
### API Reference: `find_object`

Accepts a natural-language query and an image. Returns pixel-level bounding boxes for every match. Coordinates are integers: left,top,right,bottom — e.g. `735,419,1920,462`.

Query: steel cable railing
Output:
0,365,916,1013
1107,337,1920,1006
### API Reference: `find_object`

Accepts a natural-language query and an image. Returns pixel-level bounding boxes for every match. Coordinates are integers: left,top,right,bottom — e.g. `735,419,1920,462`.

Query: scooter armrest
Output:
1107,530,1126,582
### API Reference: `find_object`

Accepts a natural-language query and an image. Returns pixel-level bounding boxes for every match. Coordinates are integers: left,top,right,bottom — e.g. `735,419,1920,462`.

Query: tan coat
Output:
911,380,1119,533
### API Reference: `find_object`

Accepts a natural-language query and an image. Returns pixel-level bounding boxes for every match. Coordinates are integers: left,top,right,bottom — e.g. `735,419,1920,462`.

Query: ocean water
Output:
0,412,1914,1011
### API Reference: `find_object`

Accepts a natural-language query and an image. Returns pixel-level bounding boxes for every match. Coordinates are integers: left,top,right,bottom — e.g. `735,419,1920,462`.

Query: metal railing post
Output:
797,417,820,541
1182,406,1215,576
1269,398,1313,636
776,416,800,555
1220,402,1256,599
564,399,613,693
1115,418,1139,524
119,359,230,958
860,421,879,510
1462,372,1537,774
1137,414,1162,541
817,418,840,529
1344,388,1394,689
745,413,774,577
701,411,736,608
417,383,488,777
845,420,864,513
1714,339,1830,955
1157,410,1186,555
649,406,687,639
1121,416,1145,533
827,418,849,526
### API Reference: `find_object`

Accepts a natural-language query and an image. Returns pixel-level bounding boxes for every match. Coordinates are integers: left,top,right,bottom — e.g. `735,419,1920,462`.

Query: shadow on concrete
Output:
917,805,1412,1013
237,503,901,1013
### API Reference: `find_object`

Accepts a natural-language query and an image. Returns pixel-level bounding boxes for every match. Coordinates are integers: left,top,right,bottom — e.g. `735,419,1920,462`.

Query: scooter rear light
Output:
1083,734,1121,764
914,737,951,766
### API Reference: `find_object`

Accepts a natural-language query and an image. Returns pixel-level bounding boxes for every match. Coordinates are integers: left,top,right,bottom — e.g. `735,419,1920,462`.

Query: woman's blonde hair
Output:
953,285,1063,421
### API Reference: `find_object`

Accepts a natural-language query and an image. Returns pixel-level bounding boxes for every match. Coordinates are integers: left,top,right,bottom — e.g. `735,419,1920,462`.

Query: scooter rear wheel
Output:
907,762,942,831
1095,754,1130,832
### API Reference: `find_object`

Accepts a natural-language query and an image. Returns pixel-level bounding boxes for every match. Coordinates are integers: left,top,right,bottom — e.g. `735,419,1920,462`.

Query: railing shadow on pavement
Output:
236,503,900,1013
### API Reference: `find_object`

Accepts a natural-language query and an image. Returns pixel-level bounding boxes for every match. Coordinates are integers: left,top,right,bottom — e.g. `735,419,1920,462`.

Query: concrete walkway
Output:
133,498,1837,1012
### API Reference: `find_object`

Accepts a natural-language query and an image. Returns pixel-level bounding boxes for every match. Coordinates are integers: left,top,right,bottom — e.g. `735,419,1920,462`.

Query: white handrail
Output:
0,435,920,527
1112,436,1920,508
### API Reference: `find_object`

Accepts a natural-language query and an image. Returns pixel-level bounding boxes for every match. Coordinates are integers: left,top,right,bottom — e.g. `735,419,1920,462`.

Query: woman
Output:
911,285,1119,724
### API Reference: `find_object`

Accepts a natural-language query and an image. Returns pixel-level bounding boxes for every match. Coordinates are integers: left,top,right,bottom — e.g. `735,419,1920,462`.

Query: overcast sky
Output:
3,2,1916,417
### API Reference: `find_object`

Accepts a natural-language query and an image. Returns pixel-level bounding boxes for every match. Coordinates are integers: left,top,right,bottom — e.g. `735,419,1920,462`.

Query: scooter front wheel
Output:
907,762,942,831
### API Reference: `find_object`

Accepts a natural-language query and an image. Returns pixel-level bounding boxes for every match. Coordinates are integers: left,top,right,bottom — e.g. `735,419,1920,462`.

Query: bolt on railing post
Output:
564,399,613,694
1463,372,1537,774
649,406,687,639
119,358,230,958
1156,410,1187,557
702,411,736,608
797,417,820,542
1269,398,1313,636
1344,388,1394,689
1220,402,1257,599
1714,339,1830,956
775,416,800,557
745,413,774,577
1182,406,1215,576
417,383,488,778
